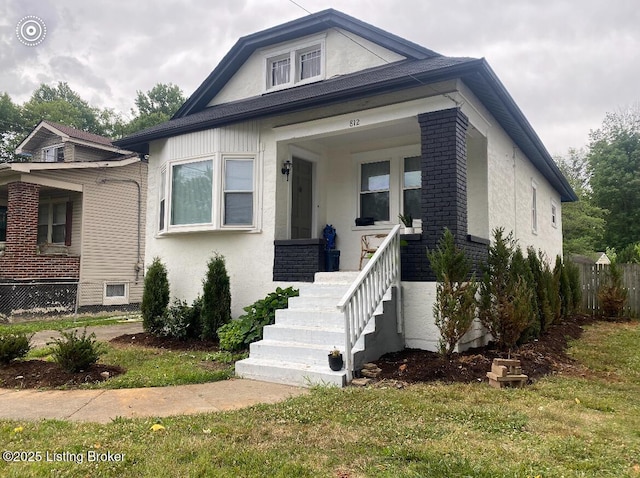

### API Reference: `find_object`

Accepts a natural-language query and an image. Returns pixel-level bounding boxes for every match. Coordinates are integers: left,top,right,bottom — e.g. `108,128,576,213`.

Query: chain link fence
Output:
0,280,141,322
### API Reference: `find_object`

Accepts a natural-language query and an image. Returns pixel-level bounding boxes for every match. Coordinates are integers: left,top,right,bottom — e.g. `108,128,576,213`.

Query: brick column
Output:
4,182,39,256
401,108,487,281
0,181,80,280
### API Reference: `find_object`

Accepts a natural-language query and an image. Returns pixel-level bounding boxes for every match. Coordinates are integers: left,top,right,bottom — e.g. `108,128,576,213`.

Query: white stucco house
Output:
116,9,576,386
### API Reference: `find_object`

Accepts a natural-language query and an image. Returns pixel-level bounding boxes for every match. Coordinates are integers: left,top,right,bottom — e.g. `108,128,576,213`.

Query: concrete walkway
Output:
1,322,307,423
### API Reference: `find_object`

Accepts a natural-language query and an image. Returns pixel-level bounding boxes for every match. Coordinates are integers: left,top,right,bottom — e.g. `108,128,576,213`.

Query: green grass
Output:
0,316,133,335
24,343,245,389
0,320,639,477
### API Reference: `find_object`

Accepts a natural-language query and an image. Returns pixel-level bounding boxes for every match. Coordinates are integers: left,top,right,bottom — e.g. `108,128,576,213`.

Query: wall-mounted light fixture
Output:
281,160,292,181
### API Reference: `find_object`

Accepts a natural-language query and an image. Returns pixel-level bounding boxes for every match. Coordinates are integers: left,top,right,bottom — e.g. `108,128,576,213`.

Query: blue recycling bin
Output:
322,224,340,272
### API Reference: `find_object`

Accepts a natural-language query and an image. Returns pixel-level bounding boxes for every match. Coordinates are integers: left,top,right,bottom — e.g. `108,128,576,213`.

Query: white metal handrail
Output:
337,224,402,381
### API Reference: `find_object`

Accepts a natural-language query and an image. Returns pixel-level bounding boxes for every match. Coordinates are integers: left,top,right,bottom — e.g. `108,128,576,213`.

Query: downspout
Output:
512,147,517,238
97,177,142,283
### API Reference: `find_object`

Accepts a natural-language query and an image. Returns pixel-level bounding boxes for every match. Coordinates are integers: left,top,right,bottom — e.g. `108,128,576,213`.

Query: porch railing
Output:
337,224,402,381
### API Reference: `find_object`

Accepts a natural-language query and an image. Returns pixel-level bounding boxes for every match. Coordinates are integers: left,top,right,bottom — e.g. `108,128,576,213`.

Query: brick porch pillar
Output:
401,108,487,281
2,181,40,258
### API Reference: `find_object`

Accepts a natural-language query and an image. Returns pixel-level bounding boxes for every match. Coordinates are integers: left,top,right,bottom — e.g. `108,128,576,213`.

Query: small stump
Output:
486,358,528,389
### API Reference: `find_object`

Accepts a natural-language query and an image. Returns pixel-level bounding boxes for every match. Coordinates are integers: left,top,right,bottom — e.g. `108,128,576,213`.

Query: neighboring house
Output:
0,120,147,315
116,9,576,385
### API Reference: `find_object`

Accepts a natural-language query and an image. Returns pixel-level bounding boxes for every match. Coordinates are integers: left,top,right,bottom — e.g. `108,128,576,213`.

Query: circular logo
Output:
16,16,47,46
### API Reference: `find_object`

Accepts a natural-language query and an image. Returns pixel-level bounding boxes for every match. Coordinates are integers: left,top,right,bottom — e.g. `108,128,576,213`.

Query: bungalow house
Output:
0,120,147,316
115,9,576,386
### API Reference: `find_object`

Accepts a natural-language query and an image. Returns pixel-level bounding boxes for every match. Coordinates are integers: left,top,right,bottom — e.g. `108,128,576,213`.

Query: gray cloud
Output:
0,0,637,156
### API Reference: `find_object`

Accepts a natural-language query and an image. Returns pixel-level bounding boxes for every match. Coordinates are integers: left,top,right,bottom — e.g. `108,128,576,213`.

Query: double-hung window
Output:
0,206,6,242
360,161,390,221
223,158,254,226
355,147,421,226
531,180,538,234
38,201,68,244
353,145,422,227
402,156,421,221
551,199,558,228
265,36,325,91
159,154,257,233
42,145,64,162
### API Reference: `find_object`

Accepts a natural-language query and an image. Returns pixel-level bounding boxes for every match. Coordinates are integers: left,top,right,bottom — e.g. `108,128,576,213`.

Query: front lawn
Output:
0,320,639,477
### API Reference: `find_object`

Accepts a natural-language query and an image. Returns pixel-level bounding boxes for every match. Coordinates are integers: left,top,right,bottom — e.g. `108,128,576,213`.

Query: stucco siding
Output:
209,28,406,106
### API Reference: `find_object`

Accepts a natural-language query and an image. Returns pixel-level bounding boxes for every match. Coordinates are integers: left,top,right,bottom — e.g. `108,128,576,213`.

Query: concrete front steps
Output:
236,272,392,387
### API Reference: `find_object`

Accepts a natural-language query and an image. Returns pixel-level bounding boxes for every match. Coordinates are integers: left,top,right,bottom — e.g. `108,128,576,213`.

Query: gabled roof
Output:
172,8,440,118
114,9,576,202
16,120,129,156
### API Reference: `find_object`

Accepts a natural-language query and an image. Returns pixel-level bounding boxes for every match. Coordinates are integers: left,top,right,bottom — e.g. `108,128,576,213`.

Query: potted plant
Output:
398,213,414,234
328,348,343,371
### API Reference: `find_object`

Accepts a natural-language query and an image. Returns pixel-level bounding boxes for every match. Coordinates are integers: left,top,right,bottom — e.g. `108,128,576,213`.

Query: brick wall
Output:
0,182,80,280
273,239,326,282
401,108,488,281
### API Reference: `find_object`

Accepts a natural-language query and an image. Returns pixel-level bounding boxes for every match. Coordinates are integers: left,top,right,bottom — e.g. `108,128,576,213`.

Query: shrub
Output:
217,287,299,351
479,228,535,352
50,328,104,373
527,247,554,333
598,261,628,319
160,296,203,340
141,257,170,334
512,246,539,343
565,260,583,314
0,333,31,364
427,228,478,357
201,254,232,340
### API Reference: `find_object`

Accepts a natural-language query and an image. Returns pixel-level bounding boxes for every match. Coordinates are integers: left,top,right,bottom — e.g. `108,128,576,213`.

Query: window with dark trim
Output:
0,206,6,242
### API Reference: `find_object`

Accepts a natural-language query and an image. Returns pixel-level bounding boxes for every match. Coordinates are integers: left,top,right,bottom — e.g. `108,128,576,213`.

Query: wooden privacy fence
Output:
575,262,640,318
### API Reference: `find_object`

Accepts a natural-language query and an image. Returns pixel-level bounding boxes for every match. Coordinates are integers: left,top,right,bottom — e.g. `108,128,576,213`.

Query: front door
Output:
290,157,313,239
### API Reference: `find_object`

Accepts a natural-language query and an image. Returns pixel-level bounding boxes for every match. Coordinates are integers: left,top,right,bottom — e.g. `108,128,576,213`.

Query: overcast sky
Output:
1,0,638,156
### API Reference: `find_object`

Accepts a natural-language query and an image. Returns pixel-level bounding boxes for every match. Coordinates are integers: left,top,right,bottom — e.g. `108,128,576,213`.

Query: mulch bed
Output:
0,362,125,389
109,332,219,351
375,314,595,384
1,315,594,389
0,334,219,389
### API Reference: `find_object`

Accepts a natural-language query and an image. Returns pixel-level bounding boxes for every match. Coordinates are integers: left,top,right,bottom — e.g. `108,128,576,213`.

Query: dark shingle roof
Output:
116,56,477,147
42,120,115,146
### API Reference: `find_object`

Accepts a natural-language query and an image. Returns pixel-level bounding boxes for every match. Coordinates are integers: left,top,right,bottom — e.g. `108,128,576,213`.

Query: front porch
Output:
271,106,490,282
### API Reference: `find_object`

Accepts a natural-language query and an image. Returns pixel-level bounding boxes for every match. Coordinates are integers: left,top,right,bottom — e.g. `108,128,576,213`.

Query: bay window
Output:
159,154,257,233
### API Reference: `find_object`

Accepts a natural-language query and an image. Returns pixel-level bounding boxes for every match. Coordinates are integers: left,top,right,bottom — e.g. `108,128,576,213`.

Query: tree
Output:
0,92,23,162
141,257,170,334
200,253,231,340
123,83,185,135
587,106,640,251
21,82,106,135
427,228,478,357
555,149,607,256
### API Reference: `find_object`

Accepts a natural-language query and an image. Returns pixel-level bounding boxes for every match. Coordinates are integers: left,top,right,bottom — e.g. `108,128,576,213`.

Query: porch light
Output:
281,160,292,181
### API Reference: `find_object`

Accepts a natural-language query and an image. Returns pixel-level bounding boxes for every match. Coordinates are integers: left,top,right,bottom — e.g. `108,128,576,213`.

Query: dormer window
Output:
42,145,64,162
264,36,325,92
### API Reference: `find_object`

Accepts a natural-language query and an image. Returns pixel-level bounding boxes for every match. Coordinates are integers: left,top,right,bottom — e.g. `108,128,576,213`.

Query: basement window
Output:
103,282,129,306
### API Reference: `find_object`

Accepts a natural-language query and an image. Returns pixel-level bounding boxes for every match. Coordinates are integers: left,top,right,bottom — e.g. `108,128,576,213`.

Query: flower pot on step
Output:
328,353,344,371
